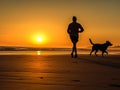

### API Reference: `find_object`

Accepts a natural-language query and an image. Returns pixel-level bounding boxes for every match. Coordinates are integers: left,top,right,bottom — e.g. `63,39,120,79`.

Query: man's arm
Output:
67,24,71,34
79,24,84,33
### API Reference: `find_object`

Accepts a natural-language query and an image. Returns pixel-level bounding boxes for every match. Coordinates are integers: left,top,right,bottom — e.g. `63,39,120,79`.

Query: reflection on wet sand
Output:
37,51,41,55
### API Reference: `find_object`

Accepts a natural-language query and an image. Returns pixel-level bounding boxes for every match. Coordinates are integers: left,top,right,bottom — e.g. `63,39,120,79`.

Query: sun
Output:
31,33,47,45
37,37,43,42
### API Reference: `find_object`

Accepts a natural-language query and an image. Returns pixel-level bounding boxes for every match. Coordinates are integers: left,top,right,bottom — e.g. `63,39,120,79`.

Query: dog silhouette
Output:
89,39,112,56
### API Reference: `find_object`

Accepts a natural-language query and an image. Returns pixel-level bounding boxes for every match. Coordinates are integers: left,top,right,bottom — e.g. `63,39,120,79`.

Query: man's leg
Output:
74,42,77,58
71,43,74,57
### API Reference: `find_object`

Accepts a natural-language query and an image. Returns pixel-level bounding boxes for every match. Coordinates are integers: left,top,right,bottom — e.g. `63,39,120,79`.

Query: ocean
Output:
0,49,120,55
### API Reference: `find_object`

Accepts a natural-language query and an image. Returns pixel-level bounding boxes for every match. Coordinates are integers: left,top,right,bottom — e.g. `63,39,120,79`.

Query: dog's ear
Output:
106,41,110,44
106,41,109,43
106,41,112,46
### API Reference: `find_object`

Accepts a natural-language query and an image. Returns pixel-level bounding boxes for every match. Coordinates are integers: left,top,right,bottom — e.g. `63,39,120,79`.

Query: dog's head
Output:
106,41,112,46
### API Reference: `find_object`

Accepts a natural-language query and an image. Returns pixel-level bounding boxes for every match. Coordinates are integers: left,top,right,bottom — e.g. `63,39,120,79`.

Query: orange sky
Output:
0,0,120,48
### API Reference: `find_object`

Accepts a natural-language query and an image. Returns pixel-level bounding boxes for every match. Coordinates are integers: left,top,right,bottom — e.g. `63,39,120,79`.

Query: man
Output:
67,16,84,58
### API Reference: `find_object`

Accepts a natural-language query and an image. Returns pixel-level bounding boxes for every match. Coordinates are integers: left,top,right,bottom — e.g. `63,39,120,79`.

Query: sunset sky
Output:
0,0,120,48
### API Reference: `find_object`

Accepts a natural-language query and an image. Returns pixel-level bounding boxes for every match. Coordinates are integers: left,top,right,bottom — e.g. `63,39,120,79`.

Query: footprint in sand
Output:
72,80,80,82
39,77,44,79
109,84,120,87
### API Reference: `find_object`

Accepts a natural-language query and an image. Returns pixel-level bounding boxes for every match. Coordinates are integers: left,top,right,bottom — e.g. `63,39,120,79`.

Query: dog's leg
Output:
102,51,108,56
105,51,108,56
71,46,74,57
102,51,104,56
95,50,98,56
90,50,94,56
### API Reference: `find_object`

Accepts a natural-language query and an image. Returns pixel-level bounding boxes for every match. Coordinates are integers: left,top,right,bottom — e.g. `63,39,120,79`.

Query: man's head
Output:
72,16,77,22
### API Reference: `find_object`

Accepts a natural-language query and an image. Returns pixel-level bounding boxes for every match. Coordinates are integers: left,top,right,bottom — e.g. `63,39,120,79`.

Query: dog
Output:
89,39,112,56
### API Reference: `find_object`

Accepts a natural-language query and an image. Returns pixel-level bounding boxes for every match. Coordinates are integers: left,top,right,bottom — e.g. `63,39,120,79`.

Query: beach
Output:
0,55,120,90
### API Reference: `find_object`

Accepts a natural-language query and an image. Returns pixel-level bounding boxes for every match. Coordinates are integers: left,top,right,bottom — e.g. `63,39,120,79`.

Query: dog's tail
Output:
89,38,94,45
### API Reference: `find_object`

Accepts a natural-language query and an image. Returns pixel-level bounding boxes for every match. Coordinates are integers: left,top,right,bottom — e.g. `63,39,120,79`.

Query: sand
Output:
0,55,120,90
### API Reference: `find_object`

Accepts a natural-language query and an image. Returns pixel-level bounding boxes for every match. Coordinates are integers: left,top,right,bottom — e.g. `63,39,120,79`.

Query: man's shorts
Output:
70,35,78,43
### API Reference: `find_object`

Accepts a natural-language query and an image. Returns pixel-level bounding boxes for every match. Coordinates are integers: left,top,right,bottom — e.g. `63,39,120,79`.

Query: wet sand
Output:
0,55,120,90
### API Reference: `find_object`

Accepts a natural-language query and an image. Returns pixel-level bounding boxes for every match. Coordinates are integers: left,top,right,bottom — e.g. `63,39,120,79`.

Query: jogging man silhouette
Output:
67,16,84,58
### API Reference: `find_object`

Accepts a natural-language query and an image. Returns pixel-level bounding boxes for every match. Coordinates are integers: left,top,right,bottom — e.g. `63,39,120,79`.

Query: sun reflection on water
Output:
37,51,41,55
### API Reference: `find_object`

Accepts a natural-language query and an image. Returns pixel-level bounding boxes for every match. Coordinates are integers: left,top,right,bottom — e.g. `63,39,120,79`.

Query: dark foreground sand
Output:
0,55,120,90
